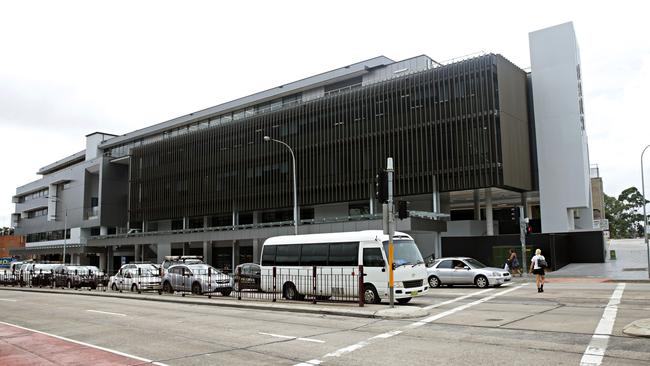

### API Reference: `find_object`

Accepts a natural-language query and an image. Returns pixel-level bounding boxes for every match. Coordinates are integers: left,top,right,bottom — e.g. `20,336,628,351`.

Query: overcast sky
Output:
1,0,649,227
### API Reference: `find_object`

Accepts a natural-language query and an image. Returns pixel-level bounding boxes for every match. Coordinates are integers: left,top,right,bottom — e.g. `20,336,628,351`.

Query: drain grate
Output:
622,268,648,272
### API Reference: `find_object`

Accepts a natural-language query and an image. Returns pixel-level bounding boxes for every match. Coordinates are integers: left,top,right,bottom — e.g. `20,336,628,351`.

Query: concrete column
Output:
232,241,240,272
567,209,575,231
157,242,172,264
520,193,528,218
253,239,260,264
203,241,213,265
98,252,106,272
100,226,108,236
485,188,494,236
107,246,114,273
432,175,440,213
473,189,481,220
182,243,189,255
134,245,141,262
232,209,239,229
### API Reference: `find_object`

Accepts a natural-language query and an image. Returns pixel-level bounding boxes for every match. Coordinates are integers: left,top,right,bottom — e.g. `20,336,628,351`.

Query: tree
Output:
605,187,649,238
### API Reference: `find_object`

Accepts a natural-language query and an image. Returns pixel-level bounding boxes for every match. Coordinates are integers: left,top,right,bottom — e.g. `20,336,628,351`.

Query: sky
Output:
1,0,649,227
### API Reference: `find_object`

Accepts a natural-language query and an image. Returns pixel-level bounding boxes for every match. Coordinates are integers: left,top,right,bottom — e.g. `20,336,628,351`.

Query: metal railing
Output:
1,266,367,306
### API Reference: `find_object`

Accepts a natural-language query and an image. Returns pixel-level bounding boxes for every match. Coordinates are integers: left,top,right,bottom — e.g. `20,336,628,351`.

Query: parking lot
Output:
1,280,649,365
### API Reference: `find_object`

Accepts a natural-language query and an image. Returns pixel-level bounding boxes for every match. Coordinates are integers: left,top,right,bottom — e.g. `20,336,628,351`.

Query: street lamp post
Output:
641,145,650,279
264,136,298,235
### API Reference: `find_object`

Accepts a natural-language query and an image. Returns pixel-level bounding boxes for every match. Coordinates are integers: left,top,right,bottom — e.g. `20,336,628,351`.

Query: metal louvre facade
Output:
129,54,529,222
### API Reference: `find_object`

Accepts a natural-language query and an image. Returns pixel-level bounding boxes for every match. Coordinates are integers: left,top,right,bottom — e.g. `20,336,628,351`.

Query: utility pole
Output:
386,158,395,308
518,206,528,275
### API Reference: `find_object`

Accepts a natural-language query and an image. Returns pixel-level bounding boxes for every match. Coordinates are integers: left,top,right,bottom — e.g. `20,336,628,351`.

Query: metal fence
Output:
0,266,367,306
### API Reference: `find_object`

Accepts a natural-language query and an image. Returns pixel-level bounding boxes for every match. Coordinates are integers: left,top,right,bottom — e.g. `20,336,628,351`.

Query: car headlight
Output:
492,272,499,276
394,281,403,288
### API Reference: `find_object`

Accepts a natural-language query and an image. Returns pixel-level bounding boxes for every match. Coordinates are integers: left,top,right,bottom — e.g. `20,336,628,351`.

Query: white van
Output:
260,230,428,304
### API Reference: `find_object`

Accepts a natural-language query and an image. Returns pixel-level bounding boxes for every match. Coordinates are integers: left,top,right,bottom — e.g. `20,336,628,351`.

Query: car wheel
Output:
111,283,118,291
397,297,412,304
220,289,232,297
131,283,138,292
475,275,488,288
191,282,202,295
163,281,173,294
428,275,441,288
283,282,301,301
363,284,381,304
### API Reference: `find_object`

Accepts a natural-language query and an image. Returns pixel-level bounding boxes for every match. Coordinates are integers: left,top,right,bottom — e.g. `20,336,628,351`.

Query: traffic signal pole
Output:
386,158,395,308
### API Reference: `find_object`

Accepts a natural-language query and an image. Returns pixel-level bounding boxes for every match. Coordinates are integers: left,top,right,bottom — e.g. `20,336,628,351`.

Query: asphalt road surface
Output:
1,281,649,365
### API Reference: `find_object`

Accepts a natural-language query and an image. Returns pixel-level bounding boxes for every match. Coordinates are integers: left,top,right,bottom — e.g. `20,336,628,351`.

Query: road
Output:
1,281,649,365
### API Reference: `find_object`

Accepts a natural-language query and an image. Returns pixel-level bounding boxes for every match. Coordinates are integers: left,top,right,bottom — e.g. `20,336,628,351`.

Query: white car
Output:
108,263,161,292
162,263,233,296
427,257,511,288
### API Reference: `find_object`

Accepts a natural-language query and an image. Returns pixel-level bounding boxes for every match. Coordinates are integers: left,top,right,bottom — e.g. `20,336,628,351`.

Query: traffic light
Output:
510,206,521,222
397,200,409,220
526,223,533,236
375,170,388,203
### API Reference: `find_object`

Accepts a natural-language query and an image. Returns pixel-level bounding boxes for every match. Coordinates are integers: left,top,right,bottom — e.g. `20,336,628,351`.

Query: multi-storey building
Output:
10,23,596,271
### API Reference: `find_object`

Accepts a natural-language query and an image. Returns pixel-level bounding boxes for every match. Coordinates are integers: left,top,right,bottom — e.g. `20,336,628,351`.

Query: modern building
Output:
10,22,598,272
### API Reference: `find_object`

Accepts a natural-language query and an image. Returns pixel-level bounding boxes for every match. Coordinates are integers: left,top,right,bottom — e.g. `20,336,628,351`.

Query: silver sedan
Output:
162,264,233,296
426,257,511,288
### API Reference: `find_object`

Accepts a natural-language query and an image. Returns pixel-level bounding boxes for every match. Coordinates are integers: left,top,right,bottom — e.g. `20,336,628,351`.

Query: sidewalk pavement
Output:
0,286,428,320
547,239,650,282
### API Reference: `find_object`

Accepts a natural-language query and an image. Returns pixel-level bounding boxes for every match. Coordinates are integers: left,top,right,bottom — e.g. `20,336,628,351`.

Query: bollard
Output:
137,268,142,294
74,269,78,290
181,267,185,297
38,269,43,288
237,266,242,300
358,265,364,307
207,267,212,299
272,267,277,302
29,270,33,288
312,266,317,304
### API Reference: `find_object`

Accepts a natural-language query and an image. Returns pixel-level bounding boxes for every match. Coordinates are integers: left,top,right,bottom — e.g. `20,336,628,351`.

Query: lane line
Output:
0,298,17,302
422,288,493,310
579,283,626,366
295,284,527,365
86,309,127,317
0,320,168,366
259,332,325,343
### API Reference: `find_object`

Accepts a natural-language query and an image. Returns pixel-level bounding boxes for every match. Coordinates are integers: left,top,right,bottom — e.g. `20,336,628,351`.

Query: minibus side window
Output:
276,245,300,266
301,244,329,266
329,242,359,266
261,245,277,266
363,248,385,267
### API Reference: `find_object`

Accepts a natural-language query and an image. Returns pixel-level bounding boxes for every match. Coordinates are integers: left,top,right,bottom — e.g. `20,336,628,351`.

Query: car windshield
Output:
382,240,424,266
137,265,159,276
188,264,221,275
465,258,487,269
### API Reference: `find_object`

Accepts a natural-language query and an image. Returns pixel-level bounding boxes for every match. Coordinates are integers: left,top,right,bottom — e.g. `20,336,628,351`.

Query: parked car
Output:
233,263,261,291
162,263,233,296
53,265,99,289
426,257,511,288
18,263,58,287
108,263,161,292
161,255,204,275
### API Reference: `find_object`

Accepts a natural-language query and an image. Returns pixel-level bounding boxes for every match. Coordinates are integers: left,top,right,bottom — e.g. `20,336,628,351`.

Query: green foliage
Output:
605,187,649,238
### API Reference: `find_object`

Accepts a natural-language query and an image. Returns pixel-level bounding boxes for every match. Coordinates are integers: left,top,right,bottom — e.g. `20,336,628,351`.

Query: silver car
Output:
162,264,233,296
108,263,161,292
427,257,511,288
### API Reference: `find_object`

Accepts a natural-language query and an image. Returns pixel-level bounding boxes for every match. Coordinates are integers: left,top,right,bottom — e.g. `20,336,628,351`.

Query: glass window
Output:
275,245,300,266
300,244,329,266
328,242,359,266
261,245,276,266
437,260,454,269
363,248,385,267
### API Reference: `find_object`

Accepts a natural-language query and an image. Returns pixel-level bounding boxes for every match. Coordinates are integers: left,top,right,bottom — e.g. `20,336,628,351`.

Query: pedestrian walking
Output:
507,249,521,276
530,248,547,292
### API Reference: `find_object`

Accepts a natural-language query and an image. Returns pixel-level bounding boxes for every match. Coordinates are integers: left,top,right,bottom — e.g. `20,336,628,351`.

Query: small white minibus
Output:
260,230,428,304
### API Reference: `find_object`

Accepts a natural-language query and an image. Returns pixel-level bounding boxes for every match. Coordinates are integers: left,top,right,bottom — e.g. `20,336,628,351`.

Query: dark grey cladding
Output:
129,54,531,222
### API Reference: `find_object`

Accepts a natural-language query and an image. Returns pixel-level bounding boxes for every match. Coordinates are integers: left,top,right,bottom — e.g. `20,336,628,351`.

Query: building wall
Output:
129,54,531,223
0,236,25,257
529,22,593,233
591,177,605,220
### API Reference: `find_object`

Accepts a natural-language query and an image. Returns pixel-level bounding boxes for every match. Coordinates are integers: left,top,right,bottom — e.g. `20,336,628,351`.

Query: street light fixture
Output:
263,136,298,235
641,145,650,279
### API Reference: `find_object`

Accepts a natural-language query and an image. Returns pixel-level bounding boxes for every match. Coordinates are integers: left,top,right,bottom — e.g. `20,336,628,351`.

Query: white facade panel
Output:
529,22,593,233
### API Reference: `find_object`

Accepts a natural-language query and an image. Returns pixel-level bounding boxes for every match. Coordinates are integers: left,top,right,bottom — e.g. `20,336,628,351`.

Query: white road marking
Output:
0,320,168,365
86,309,127,317
295,284,527,365
259,332,325,343
0,298,17,302
579,283,626,366
422,288,493,310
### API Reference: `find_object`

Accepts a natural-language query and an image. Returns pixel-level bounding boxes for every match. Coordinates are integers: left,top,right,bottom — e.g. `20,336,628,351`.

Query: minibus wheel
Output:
363,284,381,304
